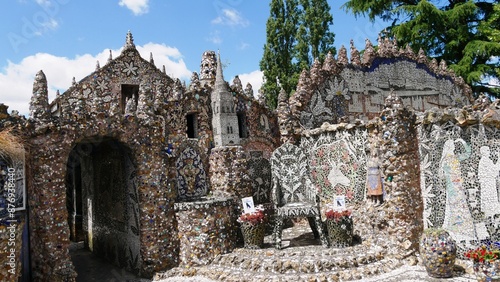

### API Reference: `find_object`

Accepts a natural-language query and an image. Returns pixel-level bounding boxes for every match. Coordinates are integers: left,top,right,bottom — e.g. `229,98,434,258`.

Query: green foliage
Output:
342,0,500,97
260,0,336,109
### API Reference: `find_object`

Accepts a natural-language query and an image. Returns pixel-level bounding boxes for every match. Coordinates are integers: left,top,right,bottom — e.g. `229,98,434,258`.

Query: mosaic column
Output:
377,91,424,256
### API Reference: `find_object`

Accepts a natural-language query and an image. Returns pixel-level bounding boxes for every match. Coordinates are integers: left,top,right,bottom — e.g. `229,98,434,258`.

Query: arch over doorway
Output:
65,137,141,274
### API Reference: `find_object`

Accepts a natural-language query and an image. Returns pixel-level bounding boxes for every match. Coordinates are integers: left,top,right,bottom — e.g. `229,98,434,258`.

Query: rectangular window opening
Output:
121,84,139,113
237,112,248,138
186,113,198,138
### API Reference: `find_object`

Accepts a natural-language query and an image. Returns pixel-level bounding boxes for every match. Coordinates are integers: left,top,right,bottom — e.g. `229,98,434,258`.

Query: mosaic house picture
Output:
1,32,500,281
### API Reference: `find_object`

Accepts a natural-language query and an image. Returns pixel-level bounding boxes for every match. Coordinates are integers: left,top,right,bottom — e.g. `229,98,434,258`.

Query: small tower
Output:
211,51,240,147
199,51,217,86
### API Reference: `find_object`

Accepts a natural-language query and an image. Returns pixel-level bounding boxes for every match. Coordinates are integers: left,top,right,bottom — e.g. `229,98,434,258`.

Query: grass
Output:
0,128,25,162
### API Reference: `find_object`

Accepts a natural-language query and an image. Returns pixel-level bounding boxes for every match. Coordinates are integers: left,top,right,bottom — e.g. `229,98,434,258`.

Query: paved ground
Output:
71,222,479,282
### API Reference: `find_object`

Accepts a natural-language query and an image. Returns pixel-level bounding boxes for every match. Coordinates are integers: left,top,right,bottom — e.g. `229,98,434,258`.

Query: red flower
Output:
464,242,500,263
325,209,352,222
238,209,266,225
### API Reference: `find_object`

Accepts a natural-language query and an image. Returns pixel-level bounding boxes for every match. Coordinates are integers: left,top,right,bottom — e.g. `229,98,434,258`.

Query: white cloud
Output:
238,70,264,98
35,0,51,6
0,43,191,116
212,8,249,27
118,0,149,15
206,30,222,44
239,42,249,50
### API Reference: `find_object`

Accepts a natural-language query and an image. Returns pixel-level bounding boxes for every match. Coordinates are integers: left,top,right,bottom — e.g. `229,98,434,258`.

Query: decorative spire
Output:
95,60,100,71
72,77,76,86
149,52,154,65
232,75,243,95
108,50,113,63
417,48,427,64
29,70,49,120
244,83,254,98
322,51,337,73
124,30,135,50
363,39,376,66
215,50,227,90
337,45,348,66
162,65,166,74
350,39,361,66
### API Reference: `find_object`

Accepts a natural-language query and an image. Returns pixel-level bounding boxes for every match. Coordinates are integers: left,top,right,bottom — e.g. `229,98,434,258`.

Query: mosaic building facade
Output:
3,32,499,281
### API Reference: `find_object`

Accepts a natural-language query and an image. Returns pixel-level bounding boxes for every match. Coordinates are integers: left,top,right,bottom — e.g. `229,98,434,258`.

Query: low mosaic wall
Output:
174,197,236,267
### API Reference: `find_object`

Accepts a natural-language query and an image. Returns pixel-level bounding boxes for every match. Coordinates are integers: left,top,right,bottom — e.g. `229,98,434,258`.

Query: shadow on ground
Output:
70,245,150,282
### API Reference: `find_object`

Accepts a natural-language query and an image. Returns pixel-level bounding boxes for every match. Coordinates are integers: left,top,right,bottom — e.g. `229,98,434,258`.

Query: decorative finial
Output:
108,50,113,63
96,60,100,71
56,89,60,97
215,50,226,89
322,51,337,73
337,45,348,65
149,52,154,65
125,30,135,49
162,65,166,74
72,77,76,86
363,39,375,66
350,39,361,65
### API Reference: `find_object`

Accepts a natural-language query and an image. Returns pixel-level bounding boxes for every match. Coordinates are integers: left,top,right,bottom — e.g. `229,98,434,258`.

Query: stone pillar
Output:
377,91,423,256
29,70,50,121
209,146,252,203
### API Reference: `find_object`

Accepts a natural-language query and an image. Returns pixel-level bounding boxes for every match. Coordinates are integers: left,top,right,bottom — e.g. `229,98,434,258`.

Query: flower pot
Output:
419,229,457,278
473,260,500,282
325,217,353,248
240,221,265,249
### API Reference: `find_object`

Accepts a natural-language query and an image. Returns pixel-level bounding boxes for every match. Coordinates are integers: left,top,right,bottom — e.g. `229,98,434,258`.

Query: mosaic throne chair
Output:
270,143,328,249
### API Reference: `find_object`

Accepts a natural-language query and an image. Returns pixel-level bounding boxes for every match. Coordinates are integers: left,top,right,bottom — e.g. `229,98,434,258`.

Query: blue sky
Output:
0,0,387,115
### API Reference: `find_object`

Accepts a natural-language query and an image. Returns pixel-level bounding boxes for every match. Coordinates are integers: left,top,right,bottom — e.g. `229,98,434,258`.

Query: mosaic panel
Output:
419,122,500,252
247,151,271,204
176,146,208,201
300,77,349,129
270,143,316,206
301,128,368,206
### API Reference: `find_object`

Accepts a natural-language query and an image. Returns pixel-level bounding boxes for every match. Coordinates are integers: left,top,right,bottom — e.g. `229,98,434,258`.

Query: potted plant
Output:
419,228,457,278
324,208,353,248
237,206,266,249
465,242,500,281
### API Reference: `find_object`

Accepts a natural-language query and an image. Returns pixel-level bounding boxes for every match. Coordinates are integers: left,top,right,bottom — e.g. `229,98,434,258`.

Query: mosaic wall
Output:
270,143,319,217
176,146,209,201
17,31,281,280
280,37,472,143
299,76,350,129
246,151,271,205
419,121,500,251
209,146,252,202
174,197,236,267
301,127,368,210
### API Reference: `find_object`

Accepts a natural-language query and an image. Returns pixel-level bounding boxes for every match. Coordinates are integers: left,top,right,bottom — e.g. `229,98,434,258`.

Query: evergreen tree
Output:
260,0,335,109
342,0,500,97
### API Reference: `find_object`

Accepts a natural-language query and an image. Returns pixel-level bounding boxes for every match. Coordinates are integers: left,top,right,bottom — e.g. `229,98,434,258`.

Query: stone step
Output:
168,258,404,282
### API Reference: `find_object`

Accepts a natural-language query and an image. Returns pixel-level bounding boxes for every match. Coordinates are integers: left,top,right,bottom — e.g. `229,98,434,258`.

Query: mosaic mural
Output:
301,128,368,207
247,151,271,205
299,77,350,129
419,122,500,251
176,146,208,201
270,143,319,216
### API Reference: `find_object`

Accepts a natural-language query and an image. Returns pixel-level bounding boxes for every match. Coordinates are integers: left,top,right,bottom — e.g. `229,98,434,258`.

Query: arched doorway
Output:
66,137,141,273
